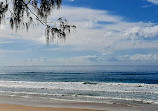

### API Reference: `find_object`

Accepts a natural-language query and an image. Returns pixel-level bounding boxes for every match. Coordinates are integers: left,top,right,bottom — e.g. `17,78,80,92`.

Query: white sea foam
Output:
0,81,158,104
0,81,157,93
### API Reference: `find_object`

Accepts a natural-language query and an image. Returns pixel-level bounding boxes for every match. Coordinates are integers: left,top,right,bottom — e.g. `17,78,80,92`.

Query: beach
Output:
0,94,158,111
1,0,158,110
0,65,158,111
0,104,106,111
0,101,158,111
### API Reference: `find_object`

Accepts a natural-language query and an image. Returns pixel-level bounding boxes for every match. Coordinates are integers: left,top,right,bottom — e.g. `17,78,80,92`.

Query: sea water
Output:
0,65,158,105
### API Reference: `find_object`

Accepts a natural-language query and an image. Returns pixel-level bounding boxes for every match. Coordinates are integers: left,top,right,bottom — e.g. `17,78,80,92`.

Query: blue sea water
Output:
0,65,158,105
0,65,158,84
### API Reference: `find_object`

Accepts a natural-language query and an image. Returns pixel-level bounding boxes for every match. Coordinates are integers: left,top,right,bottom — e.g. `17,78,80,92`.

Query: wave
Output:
0,90,157,105
0,81,158,105
0,81,157,93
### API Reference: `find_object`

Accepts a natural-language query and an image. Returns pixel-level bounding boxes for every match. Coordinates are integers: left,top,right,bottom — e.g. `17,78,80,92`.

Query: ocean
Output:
0,65,158,105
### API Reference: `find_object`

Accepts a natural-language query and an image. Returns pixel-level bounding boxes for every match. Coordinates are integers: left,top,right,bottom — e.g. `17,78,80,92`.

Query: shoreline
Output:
0,81,157,105
0,95,158,111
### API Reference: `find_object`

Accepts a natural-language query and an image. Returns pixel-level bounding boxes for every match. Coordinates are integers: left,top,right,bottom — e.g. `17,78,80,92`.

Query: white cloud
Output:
147,0,158,5
123,25,158,39
0,5,158,64
50,7,158,53
118,54,158,61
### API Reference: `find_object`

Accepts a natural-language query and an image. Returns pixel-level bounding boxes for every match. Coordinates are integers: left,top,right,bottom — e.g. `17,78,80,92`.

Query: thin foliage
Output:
0,0,76,45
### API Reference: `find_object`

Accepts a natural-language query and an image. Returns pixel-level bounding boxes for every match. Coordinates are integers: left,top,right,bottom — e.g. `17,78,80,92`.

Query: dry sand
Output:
0,104,107,111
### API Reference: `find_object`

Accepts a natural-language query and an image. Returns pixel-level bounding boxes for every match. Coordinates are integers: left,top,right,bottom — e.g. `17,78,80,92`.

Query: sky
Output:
0,0,158,66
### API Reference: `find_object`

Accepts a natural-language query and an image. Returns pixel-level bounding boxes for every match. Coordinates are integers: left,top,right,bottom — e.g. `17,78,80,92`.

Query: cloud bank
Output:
0,5,158,65
147,0,158,5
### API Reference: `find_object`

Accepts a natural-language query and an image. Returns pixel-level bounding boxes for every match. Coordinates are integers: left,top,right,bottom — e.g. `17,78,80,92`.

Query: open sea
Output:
0,65,158,105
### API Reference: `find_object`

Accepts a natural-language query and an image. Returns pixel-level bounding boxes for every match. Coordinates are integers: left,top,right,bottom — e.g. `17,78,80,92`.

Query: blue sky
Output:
0,0,158,66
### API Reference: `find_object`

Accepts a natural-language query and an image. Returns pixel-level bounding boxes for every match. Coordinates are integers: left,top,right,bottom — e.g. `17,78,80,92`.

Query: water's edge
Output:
0,81,158,105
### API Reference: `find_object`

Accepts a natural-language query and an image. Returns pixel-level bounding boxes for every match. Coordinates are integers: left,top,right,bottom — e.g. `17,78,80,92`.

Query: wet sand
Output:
0,103,158,111
0,95,158,111
0,104,106,111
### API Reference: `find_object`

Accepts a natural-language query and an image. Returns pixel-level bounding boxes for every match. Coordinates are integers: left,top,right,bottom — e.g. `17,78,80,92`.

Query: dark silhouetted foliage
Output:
0,0,75,45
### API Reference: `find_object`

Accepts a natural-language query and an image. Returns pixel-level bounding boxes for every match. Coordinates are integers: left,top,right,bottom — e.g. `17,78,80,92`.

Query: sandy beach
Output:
0,102,158,111
0,104,106,111
0,66,158,111
0,95,158,111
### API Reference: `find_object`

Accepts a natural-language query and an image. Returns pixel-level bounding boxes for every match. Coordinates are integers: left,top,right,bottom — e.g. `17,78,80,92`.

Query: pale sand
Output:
0,104,107,111
0,96,158,111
